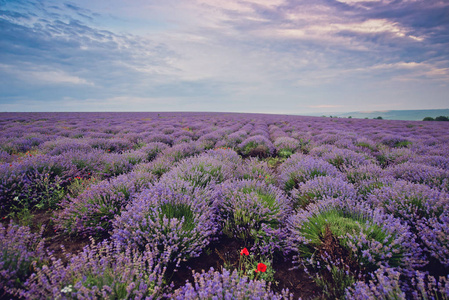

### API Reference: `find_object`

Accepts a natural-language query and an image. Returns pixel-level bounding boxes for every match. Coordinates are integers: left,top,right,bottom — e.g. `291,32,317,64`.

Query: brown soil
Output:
169,235,321,299
33,209,91,262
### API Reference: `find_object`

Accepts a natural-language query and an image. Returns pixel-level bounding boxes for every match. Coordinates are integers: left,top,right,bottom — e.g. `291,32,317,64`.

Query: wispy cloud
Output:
0,0,448,113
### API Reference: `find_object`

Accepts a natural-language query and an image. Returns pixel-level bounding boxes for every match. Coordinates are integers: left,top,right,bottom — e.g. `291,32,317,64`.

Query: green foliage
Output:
393,140,412,148
423,116,449,121
284,169,327,192
355,142,377,152
66,177,98,198
243,142,268,156
33,177,66,210
5,204,33,227
278,149,293,158
158,203,195,232
315,265,356,300
180,163,224,188
222,187,281,242
298,209,402,270
435,116,449,121
374,116,383,120
238,252,275,283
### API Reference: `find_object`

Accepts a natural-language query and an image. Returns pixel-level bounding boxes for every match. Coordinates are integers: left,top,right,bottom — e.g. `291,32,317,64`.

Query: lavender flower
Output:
238,135,275,158
214,179,291,253
287,198,423,297
0,223,46,296
160,155,236,189
139,142,169,161
367,180,449,267
386,162,449,191
345,267,406,300
236,157,277,185
274,137,301,158
41,138,92,155
310,145,375,171
160,142,201,163
111,185,217,268
203,148,242,165
171,267,292,299
343,163,392,198
277,153,343,193
54,171,155,236
0,154,77,212
22,239,168,300
291,176,357,208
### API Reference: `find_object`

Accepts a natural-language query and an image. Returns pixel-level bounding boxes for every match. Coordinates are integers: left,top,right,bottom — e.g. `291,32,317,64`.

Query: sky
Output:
0,0,448,114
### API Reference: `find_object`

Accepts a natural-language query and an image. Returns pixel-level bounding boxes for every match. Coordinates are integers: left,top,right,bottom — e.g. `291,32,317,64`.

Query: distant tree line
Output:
422,116,449,121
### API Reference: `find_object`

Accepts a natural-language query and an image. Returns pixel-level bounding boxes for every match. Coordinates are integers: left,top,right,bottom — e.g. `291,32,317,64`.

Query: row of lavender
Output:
1,112,449,299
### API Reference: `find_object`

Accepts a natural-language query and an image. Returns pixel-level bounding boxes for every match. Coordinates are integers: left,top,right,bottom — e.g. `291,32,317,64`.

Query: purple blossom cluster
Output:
139,142,169,161
171,267,292,299
386,162,449,191
0,223,47,296
309,145,375,171
54,171,156,236
160,154,236,189
367,181,449,267
236,157,276,185
22,240,168,300
62,149,133,179
274,137,301,158
347,267,449,300
111,185,217,268
290,175,357,208
286,197,424,297
277,153,343,193
0,154,77,211
238,135,275,157
214,179,291,252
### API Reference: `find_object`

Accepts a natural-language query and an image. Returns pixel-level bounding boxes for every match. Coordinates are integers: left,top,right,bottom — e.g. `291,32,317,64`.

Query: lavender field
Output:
1,112,449,299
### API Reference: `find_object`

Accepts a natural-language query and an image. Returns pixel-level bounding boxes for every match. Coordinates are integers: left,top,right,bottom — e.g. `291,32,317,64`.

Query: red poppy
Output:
256,263,267,273
240,248,249,256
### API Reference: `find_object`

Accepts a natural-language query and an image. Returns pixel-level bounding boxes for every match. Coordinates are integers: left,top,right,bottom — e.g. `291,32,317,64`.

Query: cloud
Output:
308,104,344,108
0,63,93,85
0,0,448,113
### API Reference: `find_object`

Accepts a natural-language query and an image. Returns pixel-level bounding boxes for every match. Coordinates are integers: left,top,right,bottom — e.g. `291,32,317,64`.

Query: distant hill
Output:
327,109,449,121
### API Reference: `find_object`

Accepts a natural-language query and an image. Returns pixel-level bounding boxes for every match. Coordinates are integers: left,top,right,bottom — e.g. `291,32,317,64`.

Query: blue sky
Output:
1,0,448,114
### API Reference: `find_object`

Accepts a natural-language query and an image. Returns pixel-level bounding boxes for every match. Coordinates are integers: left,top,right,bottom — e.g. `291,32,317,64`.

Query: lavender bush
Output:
310,145,375,171
343,163,390,197
139,142,169,161
160,142,201,163
386,162,449,191
0,154,77,212
22,239,168,300
277,153,343,193
290,176,357,208
346,267,449,300
273,137,301,158
111,185,217,268
367,180,449,267
171,267,292,299
0,223,46,296
214,179,291,252
287,197,423,298
161,155,236,189
238,135,275,158
236,157,277,185
55,171,155,237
